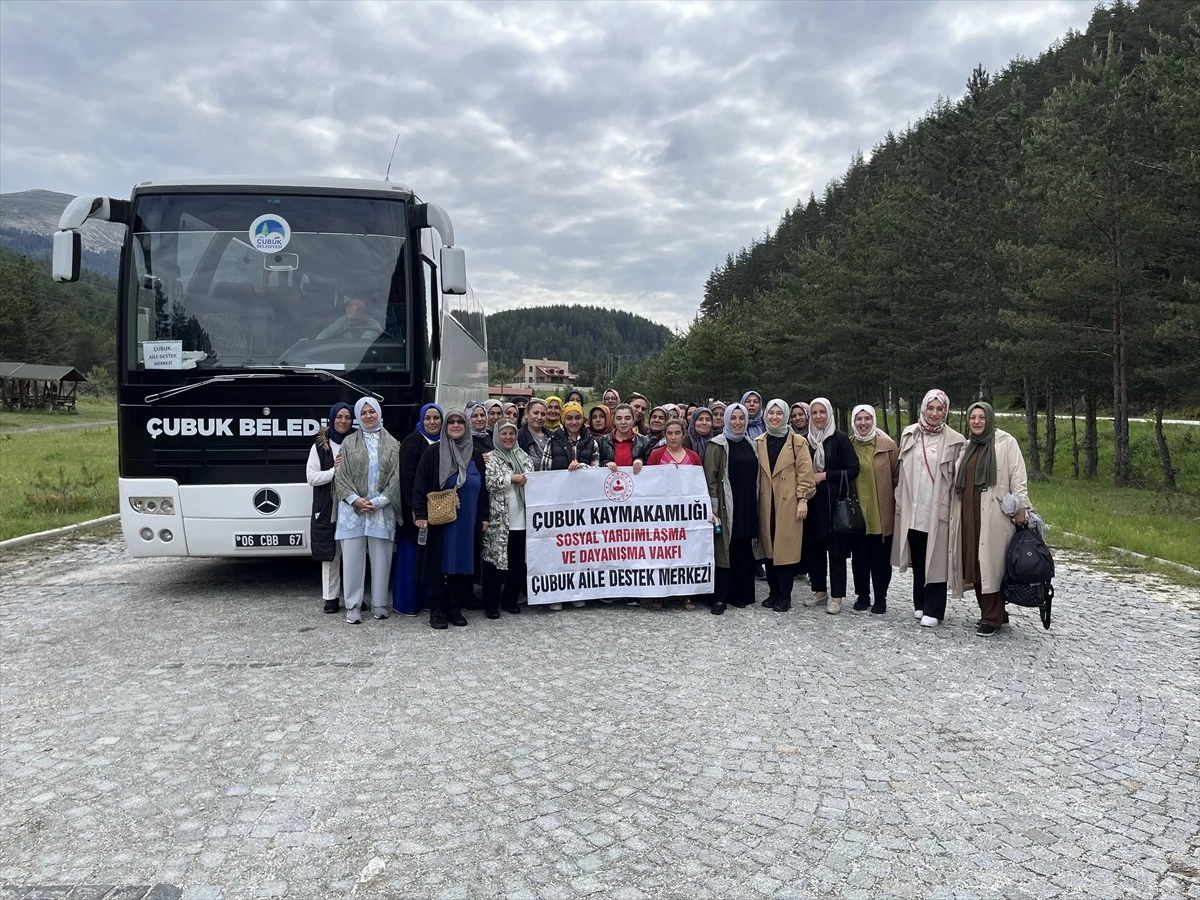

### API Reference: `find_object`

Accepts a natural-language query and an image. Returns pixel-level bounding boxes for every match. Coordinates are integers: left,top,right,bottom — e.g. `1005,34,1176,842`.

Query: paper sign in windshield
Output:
249,214,292,253
143,341,183,369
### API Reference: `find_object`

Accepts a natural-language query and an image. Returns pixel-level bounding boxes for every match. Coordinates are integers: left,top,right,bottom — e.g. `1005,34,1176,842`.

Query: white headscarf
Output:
764,399,790,438
851,404,878,443
919,388,950,434
723,402,749,442
806,397,836,472
354,397,382,434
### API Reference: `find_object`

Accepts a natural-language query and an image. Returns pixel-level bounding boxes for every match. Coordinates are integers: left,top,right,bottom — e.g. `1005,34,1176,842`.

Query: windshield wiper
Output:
144,369,383,404
247,365,384,401
145,373,287,404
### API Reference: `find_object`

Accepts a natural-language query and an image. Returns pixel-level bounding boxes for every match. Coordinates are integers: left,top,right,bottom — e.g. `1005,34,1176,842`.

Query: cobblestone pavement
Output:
2,529,1198,900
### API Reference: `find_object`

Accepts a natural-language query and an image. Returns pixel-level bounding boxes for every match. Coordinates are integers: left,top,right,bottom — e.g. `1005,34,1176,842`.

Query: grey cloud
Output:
0,0,1093,326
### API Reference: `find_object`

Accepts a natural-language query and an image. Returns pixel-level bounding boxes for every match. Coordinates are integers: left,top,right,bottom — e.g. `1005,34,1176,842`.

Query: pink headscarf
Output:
919,389,950,434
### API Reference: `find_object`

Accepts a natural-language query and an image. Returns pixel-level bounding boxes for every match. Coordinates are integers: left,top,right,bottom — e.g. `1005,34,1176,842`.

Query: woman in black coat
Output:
801,397,860,615
392,403,443,616
412,409,490,629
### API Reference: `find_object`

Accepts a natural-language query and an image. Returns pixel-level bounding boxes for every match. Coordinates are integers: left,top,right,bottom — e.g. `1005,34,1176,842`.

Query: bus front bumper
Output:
119,478,313,558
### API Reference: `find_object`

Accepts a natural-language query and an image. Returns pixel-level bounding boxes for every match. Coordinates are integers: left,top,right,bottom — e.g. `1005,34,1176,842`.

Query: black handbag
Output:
831,471,866,535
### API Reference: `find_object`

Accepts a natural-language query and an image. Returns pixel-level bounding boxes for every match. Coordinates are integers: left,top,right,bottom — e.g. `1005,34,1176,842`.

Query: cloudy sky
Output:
0,0,1094,327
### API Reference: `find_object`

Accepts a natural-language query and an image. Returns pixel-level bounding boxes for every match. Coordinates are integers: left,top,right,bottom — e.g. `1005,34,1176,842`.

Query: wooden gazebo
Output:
0,362,87,412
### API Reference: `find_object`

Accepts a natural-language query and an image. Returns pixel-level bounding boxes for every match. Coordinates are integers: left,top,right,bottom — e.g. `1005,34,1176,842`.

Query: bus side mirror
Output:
440,247,467,295
53,231,82,283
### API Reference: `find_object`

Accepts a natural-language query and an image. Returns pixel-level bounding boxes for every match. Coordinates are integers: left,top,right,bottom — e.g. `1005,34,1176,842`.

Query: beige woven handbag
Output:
425,487,460,526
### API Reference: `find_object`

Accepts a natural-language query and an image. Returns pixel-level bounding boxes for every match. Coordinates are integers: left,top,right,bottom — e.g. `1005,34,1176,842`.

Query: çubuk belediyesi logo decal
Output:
249,214,291,253
145,417,322,439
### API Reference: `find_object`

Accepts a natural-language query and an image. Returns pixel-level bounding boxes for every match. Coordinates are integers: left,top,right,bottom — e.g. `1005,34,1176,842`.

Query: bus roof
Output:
132,176,416,196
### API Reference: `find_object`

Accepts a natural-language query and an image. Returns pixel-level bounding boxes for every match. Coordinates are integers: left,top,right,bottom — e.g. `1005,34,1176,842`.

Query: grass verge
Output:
0,397,117,431
0,425,118,541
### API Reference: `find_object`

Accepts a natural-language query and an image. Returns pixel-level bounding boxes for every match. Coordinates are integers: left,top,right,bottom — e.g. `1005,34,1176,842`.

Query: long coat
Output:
856,432,900,537
397,431,433,544
412,444,490,586
948,429,1029,597
481,452,532,571
892,424,966,582
753,432,816,566
806,430,859,543
703,434,737,569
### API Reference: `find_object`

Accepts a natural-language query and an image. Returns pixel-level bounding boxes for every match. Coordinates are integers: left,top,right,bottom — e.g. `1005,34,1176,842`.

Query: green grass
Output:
995,415,1200,572
0,425,118,540
0,397,117,431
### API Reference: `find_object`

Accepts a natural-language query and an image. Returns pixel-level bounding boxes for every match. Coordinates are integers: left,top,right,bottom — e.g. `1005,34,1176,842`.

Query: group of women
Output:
306,387,1030,636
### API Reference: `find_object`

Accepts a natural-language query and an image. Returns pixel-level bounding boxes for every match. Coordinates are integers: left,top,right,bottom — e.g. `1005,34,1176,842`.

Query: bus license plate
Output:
234,533,304,549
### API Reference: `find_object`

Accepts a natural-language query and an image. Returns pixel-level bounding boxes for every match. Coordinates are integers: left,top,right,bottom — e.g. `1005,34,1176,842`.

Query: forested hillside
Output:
0,248,118,387
487,305,671,386
614,0,1199,489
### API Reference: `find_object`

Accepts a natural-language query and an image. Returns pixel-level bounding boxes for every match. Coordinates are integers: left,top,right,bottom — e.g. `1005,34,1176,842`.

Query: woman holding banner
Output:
648,419,704,610
413,409,490,630
541,401,598,610
482,420,533,618
755,399,816,613
703,402,758,615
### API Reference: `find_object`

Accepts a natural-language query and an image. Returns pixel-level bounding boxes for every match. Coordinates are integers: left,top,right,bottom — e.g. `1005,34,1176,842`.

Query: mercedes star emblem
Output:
254,488,281,515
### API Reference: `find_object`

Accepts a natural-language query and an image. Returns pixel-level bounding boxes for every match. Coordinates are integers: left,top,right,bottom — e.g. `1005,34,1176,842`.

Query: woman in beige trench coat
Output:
948,401,1029,636
892,389,966,628
754,399,816,613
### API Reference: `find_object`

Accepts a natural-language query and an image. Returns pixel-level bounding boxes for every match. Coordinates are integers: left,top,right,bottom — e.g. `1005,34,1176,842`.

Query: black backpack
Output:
1001,524,1055,629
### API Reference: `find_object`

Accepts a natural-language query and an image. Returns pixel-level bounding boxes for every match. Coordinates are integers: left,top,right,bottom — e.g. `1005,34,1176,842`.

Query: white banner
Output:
524,467,714,604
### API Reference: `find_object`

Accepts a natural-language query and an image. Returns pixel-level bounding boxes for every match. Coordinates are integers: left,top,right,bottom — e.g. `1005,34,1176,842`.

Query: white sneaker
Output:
549,602,563,611
920,615,939,628
571,600,586,608
913,609,924,621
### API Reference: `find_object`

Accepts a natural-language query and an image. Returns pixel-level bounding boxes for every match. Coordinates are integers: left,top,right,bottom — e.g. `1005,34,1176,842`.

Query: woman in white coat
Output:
948,401,1029,636
892,389,966,628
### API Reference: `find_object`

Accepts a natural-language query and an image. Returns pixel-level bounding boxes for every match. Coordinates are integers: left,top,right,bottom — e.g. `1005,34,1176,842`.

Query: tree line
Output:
0,248,118,390
613,0,1199,490
487,305,671,388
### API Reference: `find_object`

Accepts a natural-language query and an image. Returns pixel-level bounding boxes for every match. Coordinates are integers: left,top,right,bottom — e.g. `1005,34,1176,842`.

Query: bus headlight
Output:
130,496,174,515
139,527,154,541
159,529,173,542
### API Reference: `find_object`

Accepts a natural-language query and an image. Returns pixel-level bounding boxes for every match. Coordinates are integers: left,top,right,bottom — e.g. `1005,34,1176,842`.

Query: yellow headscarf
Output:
544,395,564,431
561,401,585,435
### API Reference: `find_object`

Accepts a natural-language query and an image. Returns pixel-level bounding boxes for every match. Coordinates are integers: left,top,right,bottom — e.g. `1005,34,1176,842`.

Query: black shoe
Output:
853,597,871,612
502,604,521,615
763,596,777,608
710,601,726,615
728,599,749,608
773,600,791,613
625,598,640,607
430,611,448,630
976,623,999,636
323,600,339,614
485,610,500,620
871,602,887,615
449,613,469,627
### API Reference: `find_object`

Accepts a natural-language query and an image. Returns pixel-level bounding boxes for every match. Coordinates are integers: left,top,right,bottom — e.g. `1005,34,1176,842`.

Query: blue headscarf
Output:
723,402,749,442
326,402,353,445
416,402,443,442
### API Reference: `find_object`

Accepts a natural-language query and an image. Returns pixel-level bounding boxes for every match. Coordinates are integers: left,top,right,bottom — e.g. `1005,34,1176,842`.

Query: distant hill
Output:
0,189,124,276
487,305,671,387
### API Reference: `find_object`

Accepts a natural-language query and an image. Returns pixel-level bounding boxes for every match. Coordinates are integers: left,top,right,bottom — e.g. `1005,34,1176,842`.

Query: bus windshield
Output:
126,193,410,373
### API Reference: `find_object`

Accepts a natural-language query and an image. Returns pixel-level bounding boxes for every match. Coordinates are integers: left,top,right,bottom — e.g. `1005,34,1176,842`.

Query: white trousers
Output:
321,543,343,601
341,536,394,615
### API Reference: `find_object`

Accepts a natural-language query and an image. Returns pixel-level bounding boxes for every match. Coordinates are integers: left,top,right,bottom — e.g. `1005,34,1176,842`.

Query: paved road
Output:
1,530,1198,900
